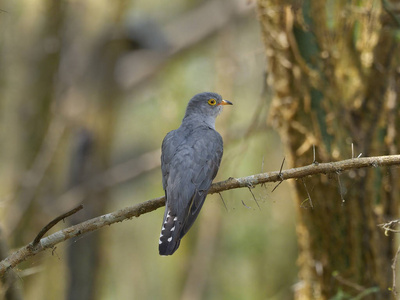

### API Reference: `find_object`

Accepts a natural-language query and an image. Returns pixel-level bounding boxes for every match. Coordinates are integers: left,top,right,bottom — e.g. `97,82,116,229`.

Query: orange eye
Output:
208,98,217,106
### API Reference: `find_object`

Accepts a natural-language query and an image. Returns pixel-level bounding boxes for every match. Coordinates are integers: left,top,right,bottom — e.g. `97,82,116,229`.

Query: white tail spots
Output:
159,210,176,246
164,211,172,224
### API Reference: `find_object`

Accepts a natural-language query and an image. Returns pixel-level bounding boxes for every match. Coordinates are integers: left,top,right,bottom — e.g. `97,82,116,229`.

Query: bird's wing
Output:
188,129,223,214
161,130,176,190
161,129,182,191
159,126,223,255
168,127,223,238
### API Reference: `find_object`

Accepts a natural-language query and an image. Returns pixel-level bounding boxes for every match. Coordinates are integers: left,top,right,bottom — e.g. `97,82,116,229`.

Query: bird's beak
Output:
218,99,233,106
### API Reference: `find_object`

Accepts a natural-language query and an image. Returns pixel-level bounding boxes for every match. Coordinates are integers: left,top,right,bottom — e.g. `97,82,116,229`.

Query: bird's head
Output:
184,92,233,120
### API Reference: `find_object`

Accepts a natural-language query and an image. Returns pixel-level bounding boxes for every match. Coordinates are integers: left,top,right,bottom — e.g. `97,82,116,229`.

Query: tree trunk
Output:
256,1,400,299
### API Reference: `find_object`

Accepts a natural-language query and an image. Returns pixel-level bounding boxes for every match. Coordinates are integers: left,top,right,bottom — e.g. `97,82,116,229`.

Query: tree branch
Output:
32,204,84,246
208,154,400,193
1,154,400,277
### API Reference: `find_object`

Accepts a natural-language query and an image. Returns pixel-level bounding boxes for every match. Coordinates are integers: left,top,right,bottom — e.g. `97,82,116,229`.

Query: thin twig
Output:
241,200,251,209
337,172,346,204
378,219,400,234
378,219,400,297
272,157,285,192
279,157,285,175
247,185,261,210
301,178,313,209
271,181,283,193
2,154,400,276
391,244,400,297
313,145,317,164
31,205,84,246
333,272,366,292
218,193,228,212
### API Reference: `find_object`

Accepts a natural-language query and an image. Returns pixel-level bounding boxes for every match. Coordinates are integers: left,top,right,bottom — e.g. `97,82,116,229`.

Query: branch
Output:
1,154,400,277
208,155,400,193
32,205,84,246
0,197,165,278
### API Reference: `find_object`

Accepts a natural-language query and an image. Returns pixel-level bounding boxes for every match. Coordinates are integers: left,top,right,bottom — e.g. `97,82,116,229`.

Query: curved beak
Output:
218,99,233,106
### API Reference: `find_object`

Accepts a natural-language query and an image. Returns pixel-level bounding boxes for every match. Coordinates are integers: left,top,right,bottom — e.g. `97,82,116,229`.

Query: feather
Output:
158,92,230,255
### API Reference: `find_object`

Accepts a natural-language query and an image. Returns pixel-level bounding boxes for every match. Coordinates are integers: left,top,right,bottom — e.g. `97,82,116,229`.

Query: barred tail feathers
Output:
159,210,181,256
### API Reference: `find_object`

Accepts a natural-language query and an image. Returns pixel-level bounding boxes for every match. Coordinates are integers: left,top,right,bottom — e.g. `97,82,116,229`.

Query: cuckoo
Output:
159,92,232,255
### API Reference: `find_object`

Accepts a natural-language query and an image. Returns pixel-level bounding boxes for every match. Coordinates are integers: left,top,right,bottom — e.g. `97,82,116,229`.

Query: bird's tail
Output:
159,209,181,256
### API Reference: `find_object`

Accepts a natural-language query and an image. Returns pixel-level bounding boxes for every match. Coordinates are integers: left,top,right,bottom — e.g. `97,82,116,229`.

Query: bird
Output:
159,92,233,256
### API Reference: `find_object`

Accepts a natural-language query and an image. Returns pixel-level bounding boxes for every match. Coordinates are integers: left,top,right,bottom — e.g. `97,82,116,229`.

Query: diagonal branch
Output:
31,205,84,246
1,154,400,277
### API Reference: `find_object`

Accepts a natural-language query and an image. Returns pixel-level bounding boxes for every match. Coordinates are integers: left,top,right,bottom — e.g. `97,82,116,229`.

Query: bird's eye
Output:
208,98,217,106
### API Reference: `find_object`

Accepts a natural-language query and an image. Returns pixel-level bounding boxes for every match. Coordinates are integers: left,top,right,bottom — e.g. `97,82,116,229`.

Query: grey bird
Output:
159,92,232,256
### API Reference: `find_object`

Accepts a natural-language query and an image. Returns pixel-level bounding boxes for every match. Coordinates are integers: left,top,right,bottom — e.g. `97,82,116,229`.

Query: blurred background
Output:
0,0,298,299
